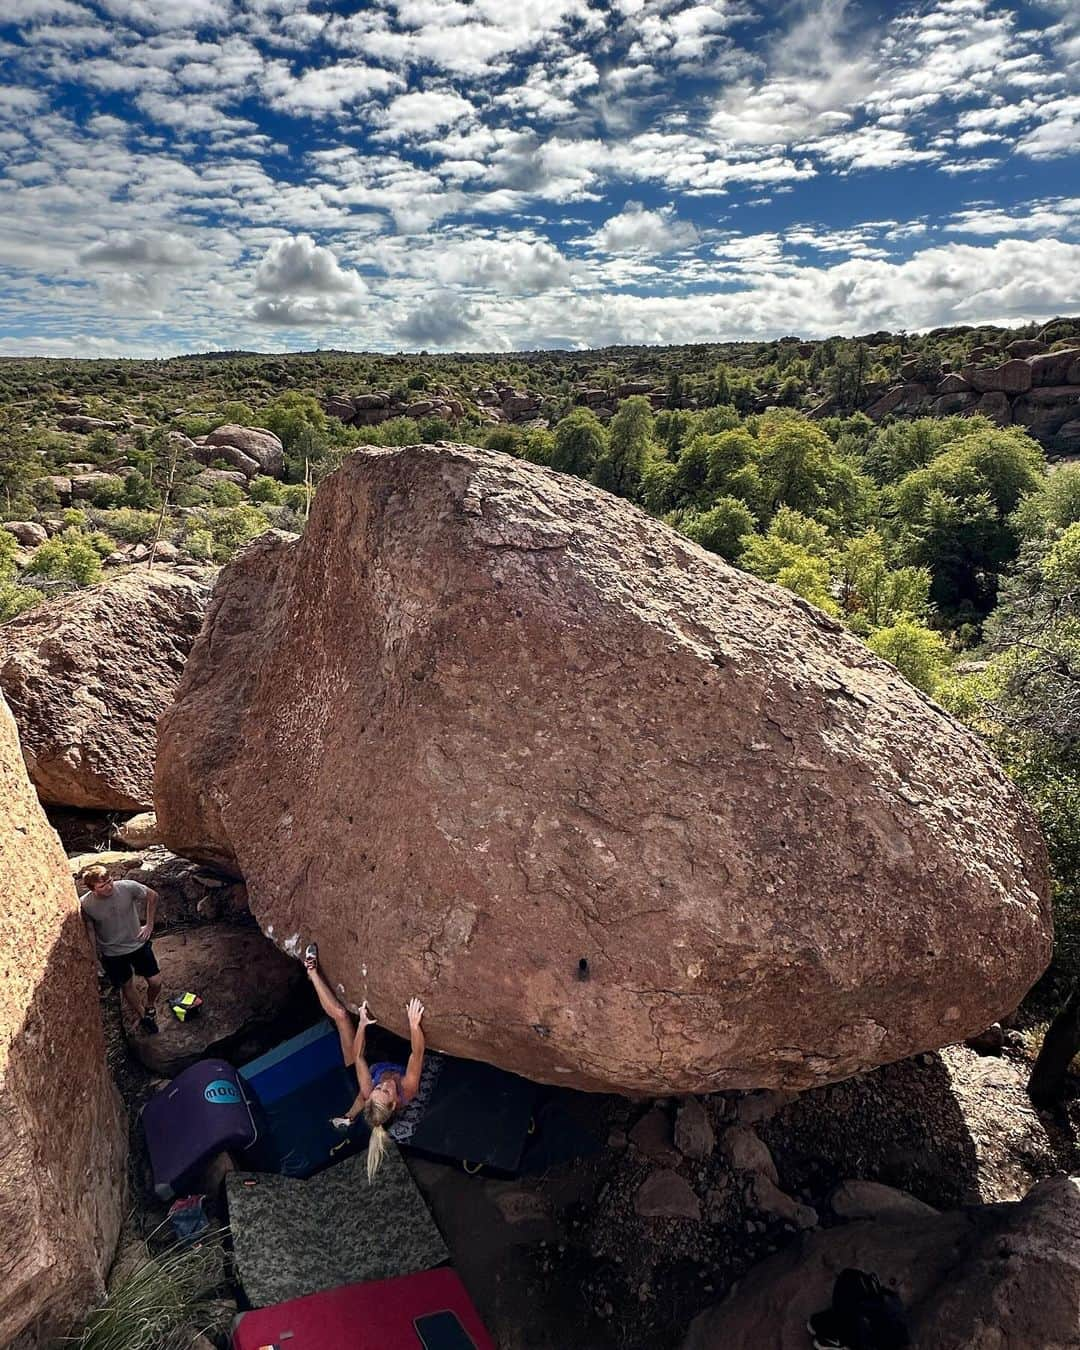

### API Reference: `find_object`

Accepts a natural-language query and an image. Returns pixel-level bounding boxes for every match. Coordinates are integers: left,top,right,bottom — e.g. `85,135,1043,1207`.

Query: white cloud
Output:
1016,95,1080,159
262,60,404,114
945,198,1080,235
96,0,232,30
938,156,1002,174
248,294,368,325
397,293,490,350
254,234,368,297
375,89,477,138
80,230,202,266
441,236,573,291
590,201,699,253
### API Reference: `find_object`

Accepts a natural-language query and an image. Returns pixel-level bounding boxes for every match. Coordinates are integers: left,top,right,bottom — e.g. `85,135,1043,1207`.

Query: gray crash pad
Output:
226,1144,449,1307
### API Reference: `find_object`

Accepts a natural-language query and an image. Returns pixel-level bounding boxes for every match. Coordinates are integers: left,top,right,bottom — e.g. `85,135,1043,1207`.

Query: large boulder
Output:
0,568,212,810
683,1174,1080,1350
2,521,48,548
962,360,1032,395
155,444,1051,1095
0,693,126,1345
1028,348,1080,388
203,425,284,477
1012,386,1080,450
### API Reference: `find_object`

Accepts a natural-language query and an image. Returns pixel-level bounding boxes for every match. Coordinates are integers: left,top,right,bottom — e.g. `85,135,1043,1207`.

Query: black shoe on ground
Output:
140,1008,159,1035
807,1309,850,1350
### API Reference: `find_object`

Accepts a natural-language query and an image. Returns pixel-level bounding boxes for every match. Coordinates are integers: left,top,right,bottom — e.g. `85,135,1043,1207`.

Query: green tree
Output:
680,496,756,561
640,459,678,515
867,618,950,695
593,396,653,499
889,424,1045,619
1010,465,1080,542
757,418,873,529
950,522,1080,1102
551,408,606,479
835,531,931,632
739,507,838,614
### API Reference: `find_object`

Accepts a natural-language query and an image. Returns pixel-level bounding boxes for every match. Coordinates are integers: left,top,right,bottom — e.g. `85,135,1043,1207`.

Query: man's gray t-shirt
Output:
80,880,149,957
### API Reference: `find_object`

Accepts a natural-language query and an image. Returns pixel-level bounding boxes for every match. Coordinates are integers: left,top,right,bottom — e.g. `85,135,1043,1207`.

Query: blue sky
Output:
0,0,1078,355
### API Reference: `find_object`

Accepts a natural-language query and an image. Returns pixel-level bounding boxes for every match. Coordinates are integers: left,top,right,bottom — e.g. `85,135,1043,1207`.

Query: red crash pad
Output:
231,1266,495,1350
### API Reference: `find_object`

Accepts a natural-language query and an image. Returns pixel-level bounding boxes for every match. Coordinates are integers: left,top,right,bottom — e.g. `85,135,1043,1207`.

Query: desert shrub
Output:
248,475,283,504
96,509,158,543
24,530,105,585
207,481,245,507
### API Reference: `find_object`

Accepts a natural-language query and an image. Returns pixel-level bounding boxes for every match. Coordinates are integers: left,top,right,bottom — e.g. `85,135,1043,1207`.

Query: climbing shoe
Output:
140,1007,159,1035
304,942,319,968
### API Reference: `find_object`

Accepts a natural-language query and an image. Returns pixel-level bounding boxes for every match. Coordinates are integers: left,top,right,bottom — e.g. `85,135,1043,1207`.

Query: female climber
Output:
303,943,427,1182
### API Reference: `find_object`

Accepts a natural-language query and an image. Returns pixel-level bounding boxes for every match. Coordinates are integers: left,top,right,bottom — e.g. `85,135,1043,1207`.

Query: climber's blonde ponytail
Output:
363,1097,395,1184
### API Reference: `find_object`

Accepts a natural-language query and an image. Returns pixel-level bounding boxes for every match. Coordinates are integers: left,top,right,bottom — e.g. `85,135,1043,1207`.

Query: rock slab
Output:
0,567,212,809
683,1174,1080,1350
0,693,126,1345
156,444,1051,1094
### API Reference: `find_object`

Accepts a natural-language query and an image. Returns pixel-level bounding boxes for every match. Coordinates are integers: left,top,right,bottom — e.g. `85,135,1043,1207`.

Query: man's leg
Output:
145,972,162,1014
119,976,145,1024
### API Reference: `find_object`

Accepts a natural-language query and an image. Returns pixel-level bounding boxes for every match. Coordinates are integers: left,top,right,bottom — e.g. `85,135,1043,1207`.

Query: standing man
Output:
80,864,162,1035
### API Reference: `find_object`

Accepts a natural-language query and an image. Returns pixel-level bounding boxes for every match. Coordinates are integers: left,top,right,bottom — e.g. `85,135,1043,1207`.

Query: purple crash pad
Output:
143,1058,256,1200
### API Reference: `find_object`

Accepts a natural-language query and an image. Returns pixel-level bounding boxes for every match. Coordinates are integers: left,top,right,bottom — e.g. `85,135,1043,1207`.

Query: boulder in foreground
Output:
683,1173,1080,1350
0,693,126,1345
156,445,1051,1094
0,567,212,809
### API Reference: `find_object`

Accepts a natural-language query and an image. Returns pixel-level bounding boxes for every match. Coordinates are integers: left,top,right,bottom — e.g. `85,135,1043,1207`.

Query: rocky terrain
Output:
858,341,1080,456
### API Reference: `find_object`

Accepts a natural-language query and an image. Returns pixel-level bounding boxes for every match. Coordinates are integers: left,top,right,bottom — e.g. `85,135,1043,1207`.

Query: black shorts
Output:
101,942,159,989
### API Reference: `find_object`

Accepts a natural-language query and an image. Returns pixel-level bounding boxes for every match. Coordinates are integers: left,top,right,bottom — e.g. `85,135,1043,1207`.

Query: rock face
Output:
0,693,126,1345
126,924,307,1076
155,444,1051,1095
683,1174,1080,1350
0,568,212,809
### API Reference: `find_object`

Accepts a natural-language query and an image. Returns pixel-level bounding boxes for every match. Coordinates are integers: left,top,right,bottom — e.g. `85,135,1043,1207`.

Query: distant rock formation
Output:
323,385,525,427
683,1173,1080,1350
0,691,126,1345
202,424,284,478
0,567,212,809
861,347,1080,455
156,444,1051,1095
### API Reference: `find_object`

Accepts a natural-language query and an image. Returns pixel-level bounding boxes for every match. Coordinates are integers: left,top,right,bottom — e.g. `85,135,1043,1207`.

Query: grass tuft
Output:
68,1226,228,1350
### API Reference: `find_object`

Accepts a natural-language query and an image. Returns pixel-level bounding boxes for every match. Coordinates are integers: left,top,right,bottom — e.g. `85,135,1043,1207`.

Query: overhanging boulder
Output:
155,445,1051,1095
